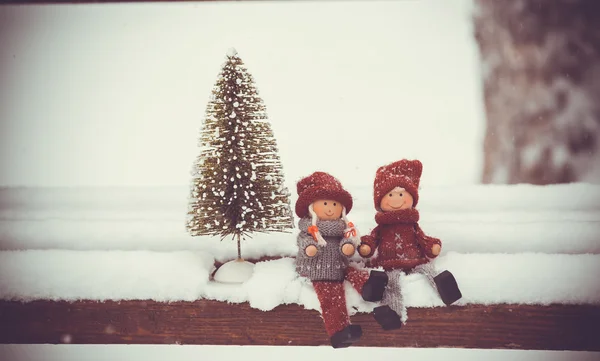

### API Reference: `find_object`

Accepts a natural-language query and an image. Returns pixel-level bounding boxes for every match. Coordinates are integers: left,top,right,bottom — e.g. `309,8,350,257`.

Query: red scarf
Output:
374,208,419,225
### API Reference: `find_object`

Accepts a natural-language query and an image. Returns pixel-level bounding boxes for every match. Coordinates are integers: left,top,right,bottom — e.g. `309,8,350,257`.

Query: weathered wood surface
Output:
1,300,599,350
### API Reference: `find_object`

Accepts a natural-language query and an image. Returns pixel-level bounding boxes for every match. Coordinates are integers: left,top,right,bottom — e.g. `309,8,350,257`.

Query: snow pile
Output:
3,183,600,219
213,259,254,283
1,184,599,311
1,251,599,309
2,212,598,255
1,184,600,258
414,183,600,212
0,250,213,302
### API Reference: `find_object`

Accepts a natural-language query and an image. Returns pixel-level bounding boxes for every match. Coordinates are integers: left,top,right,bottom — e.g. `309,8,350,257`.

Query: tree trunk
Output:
474,0,600,184
237,234,242,261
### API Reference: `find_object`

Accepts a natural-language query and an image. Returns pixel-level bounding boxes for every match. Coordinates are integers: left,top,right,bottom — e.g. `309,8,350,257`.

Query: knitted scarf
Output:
298,217,346,238
375,208,420,225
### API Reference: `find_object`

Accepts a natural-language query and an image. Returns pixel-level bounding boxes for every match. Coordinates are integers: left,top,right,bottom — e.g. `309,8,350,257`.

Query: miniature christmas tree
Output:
187,48,294,282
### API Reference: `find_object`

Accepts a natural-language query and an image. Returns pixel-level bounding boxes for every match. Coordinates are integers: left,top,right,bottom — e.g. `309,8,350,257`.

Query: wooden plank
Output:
1,300,599,350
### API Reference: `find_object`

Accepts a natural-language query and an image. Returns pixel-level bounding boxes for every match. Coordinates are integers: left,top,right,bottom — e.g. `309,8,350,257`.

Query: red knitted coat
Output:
360,208,441,271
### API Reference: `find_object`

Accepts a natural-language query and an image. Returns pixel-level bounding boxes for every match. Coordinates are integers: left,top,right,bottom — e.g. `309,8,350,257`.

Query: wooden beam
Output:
1,300,599,350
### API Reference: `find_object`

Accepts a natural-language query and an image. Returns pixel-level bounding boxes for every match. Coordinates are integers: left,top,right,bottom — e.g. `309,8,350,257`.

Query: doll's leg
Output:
414,263,462,306
344,266,370,294
373,269,404,330
382,270,407,322
313,281,350,336
413,262,438,290
313,281,362,348
345,265,387,302
359,270,388,302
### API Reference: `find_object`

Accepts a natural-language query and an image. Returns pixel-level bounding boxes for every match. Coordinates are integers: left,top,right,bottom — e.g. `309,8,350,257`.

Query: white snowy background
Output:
0,0,484,190
0,1,599,360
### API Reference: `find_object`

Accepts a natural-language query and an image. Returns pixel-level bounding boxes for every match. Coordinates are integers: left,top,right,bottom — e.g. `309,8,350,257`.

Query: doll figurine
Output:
358,159,462,330
295,171,387,348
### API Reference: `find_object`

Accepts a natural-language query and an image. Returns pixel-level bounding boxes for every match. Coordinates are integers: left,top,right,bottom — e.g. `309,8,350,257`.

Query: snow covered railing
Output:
1,184,600,257
1,252,599,308
1,184,599,349
0,251,599,350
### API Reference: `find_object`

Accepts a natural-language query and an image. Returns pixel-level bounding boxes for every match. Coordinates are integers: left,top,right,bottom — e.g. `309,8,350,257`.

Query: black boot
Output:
434,270,462,305
373,305,402,330
330,324,362,348
361,270,388,302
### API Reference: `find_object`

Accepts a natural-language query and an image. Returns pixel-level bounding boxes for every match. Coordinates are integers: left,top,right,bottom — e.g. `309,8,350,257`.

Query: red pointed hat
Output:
373,159,423,209
295,172,353,218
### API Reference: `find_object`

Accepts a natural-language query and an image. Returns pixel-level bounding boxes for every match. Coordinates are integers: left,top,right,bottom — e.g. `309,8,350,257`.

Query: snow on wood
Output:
1,210,599,257
419,214,600,254
2,184,599,220
213,259,254,284
0,250,214,302
1,184,598,350
1,251,599,310
416,183,600,212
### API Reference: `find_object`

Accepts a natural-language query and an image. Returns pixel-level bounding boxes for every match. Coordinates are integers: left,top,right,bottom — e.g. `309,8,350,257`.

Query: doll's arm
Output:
414,223,442,258
339,238,356,258
358,226,380,258
297,232,320,258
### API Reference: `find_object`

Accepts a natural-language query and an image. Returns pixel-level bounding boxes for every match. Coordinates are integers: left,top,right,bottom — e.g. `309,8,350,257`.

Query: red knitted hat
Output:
373,159,423,209
295,172,353,218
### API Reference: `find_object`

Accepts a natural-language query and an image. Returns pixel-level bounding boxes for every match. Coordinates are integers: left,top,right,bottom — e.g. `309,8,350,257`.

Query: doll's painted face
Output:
312,199,343,220
380,187,414,211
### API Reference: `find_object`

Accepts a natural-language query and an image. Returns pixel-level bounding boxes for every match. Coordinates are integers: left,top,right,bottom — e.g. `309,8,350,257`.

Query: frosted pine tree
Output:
188,48,294,264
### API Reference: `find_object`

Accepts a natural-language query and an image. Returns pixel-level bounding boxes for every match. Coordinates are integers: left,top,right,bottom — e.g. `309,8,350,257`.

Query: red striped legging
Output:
312,267,369,336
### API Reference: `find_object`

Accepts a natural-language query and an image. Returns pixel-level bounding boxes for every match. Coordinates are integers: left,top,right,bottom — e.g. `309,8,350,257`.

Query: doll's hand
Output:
431,244,441,256
341,243,355,256
358,244,371,257
305,245,318,257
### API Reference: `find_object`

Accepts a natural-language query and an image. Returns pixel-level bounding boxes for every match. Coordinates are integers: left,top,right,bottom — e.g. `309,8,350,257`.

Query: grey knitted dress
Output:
295,218,355,282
